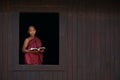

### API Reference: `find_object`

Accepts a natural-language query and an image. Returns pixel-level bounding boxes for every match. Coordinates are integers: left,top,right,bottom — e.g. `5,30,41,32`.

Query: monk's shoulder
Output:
24,38,30,43
36,37,41,41
36,37,39,39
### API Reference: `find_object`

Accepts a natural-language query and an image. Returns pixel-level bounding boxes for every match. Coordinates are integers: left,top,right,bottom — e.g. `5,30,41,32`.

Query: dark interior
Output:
19,12,59,65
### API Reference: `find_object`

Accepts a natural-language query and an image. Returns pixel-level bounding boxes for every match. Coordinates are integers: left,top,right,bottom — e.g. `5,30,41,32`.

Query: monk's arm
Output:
22,39,39,53
22,39,30,53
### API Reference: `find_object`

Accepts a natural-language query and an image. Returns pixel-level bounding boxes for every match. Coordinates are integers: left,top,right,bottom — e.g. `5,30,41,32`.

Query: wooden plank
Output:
2,13,8,80
0,13,3,80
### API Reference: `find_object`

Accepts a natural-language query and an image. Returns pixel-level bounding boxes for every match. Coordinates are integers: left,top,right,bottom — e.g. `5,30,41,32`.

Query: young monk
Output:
22,25,44,65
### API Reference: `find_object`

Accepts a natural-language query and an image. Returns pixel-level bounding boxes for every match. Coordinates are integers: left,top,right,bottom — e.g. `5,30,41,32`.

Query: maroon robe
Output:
25,37,43,65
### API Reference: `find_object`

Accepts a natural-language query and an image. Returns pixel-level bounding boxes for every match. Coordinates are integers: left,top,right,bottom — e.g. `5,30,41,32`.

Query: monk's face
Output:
28,26,36,37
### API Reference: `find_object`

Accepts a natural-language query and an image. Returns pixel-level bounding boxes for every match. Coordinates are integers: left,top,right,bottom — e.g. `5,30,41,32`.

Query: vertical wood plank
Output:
0,13,3,80
2,13,8,80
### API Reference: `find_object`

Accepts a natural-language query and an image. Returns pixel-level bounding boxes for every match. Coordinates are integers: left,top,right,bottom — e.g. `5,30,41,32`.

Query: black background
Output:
19,12,59,65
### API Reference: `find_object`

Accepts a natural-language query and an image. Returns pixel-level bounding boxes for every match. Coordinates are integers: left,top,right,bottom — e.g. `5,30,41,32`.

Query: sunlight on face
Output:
28,26,36,37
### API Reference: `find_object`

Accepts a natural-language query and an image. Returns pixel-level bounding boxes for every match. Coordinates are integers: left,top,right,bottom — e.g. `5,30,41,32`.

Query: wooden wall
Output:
77,9,120,80
0,0,120,80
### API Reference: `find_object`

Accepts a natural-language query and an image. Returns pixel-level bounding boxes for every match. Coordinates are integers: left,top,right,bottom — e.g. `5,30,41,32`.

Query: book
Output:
29,47,46,51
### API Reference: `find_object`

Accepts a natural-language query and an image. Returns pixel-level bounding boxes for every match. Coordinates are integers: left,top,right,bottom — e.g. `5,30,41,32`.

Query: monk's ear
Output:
35,29,37,32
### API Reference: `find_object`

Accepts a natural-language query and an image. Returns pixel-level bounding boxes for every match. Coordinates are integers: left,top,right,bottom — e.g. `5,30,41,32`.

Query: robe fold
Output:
25,37,43,65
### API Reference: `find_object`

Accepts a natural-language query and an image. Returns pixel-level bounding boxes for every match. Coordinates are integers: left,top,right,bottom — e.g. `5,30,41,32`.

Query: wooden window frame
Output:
11,7,66,71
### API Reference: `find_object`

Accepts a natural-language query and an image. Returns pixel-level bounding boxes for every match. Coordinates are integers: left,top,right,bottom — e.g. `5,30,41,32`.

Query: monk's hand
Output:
34,50,39,54
29,50,39,54
40,49,44,53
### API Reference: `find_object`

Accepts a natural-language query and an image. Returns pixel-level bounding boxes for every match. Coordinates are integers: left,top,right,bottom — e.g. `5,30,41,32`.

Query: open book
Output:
29,47,46,51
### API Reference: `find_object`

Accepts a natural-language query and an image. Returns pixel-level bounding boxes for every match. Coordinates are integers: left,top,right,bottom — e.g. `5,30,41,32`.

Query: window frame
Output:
11,8,66,71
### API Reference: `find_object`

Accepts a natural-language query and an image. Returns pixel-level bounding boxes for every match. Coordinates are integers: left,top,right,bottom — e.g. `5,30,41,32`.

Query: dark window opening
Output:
19,12,59,65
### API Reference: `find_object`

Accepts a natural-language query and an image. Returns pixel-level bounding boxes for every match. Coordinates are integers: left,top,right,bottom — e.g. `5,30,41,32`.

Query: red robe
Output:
25,37,43,65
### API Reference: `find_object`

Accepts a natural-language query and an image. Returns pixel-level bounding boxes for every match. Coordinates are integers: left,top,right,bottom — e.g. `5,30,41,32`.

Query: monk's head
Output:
28,25,36,37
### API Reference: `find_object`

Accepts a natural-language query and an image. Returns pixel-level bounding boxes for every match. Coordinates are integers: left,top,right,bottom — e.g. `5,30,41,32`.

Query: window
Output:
19,12,59,65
